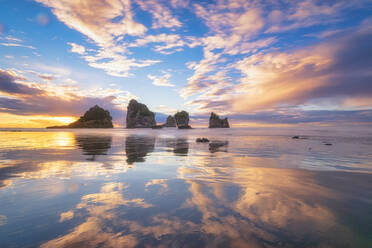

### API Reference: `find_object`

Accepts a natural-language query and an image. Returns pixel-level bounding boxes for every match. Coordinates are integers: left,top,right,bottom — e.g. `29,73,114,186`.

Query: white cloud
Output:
68,42,86,55
0,43,35,49
36,0,156,77
135,0,182,29
148,72,175,87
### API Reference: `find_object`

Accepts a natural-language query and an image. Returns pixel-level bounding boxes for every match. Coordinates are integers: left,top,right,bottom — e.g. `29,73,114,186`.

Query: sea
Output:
0,127,371,247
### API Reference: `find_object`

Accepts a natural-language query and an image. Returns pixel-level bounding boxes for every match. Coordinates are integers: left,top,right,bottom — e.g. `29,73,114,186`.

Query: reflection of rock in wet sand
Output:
209,141,228,153
75,135,112,161
125,136,155,164
166,138,189,156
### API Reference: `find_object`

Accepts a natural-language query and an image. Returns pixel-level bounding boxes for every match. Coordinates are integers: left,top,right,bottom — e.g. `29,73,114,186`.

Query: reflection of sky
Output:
0,129,371,247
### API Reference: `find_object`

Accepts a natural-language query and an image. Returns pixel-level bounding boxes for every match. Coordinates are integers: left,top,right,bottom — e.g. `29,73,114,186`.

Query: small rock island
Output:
126,99,156,128
46,100,228,129
47,105,113,128
164,115,176,127
175,111,191,129
209,112,230,128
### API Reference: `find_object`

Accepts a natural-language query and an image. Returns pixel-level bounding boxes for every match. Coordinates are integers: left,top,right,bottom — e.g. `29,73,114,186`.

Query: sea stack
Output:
175,111,191,129
126,99,156,128
164,115,176,127
47,105,113,128
209,112,229,128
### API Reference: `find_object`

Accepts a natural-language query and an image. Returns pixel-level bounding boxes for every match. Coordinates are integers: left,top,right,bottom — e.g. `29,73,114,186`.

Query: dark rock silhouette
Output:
164,115,176,127
47,105,113,128
76,135,112,161
292,136,308,140
196,138,209,143
175,111,191,129
151,125,164,129
126,99,156,128
209,112,229,128
125,136,155,164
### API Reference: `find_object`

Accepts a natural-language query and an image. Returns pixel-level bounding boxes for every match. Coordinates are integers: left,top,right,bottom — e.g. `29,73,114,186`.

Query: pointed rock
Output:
175,111,191,129
164,115,176,127
47,105,113,128
209,112,229,128
126,99,156,128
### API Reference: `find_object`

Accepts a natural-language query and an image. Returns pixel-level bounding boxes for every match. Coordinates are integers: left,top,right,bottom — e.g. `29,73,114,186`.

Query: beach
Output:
0,127,371,247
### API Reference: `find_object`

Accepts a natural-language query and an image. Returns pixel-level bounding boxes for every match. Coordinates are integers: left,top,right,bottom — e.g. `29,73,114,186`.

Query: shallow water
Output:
0,128,371,248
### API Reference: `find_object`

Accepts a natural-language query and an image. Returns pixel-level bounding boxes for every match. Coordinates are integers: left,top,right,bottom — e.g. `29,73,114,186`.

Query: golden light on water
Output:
0,131,75,149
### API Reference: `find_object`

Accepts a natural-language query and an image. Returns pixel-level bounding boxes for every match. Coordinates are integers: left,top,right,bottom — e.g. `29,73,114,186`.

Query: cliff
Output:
126,99,156,128
175,111,191,129
209,112,229,128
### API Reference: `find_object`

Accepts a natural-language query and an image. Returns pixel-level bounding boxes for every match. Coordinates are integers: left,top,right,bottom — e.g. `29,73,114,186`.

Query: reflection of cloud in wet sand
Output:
42,167,365,247
176,156,361,247
145,179,168,193
59,211,74,222
0,214,7,226
42,182,151,248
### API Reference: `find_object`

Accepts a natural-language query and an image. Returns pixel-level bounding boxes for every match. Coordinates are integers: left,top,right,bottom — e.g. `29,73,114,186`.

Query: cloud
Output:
67,42,86,55
135,0,182,29
148,72,174,87
35,0,146,45
180,1,268,98
265,0,363,33
0,43,35,49
35,0,157,77
0,35,35,49
180,0,372,103
130,34,186,54
38,73,56,81
232,26,372,112
0,69,136,126
0,70,42,95
59,211,74,222
183,25,372,119
227,110,372,125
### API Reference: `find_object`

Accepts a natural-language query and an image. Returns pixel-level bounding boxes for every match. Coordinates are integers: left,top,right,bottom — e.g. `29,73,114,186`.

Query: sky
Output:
0,0,372,128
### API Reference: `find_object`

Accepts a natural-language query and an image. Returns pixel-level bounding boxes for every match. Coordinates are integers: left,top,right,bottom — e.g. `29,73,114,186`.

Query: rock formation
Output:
196,138,209,143
47,105,113,128
126,99,156,128
209,112,229,128
164,115,176,127
174,111,191,129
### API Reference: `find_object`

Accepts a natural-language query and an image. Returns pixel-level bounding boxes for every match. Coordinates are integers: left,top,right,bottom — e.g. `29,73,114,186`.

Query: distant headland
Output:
47,99,229,129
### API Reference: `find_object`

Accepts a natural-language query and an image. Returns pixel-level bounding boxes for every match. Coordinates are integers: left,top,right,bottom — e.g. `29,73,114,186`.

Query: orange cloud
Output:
0,68,136,127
